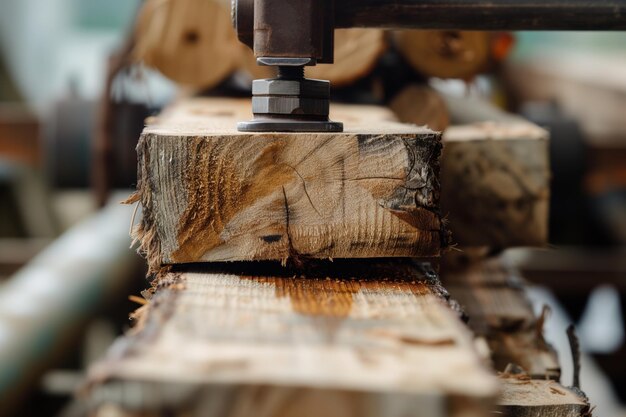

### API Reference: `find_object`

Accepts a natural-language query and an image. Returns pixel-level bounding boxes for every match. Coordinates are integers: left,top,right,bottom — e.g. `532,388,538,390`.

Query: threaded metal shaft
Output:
277,66,305,80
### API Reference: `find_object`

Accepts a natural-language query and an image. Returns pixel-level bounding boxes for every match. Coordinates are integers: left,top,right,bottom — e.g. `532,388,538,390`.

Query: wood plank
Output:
87,260,497,417
442,97,550,248
130,98,445,270
498,373,590,417
442,257,561,380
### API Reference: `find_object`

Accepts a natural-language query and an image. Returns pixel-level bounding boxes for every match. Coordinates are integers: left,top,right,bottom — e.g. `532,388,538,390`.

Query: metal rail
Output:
335,0,626,30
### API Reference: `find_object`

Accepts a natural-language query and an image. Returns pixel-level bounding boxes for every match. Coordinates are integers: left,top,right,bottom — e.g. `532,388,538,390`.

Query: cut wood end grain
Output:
444,121,548,142
442,120,550,248
498,374,589,417
134,98,447,271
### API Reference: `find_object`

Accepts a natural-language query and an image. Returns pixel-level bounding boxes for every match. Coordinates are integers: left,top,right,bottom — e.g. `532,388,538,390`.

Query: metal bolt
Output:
277,65,305,80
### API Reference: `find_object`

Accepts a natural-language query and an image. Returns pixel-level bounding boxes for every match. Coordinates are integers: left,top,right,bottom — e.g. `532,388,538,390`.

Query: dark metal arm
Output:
336,0,626,30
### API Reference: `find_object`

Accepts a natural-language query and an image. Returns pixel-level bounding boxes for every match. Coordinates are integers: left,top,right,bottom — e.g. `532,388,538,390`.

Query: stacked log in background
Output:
131,0,513,121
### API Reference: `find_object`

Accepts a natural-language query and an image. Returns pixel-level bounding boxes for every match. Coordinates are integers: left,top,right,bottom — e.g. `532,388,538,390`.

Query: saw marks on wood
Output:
442,119,550,249
442,256,560,380
133,98,445,269
498,373,590,417
88,260,497,416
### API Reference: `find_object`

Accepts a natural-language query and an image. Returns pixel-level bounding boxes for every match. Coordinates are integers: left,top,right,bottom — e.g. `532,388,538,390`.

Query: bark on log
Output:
87,260,497,417
130,98,446,270
442,98,550,248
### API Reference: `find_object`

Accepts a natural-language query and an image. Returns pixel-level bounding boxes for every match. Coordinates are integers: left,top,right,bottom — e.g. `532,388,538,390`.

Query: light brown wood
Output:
394,31,491,80
442,256,560,380
389,84,450,132
133,0,240,87
442,98,550,249
498,373,589,417
87,260,498,417
130,98,446,270
306,29,387,87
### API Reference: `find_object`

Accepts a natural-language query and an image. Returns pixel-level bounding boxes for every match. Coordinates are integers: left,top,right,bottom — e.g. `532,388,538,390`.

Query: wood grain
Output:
442,99,550,249
442,256,560,380
87,260,497,417
498,374,589,417
133,0,240,87
131,98,446,270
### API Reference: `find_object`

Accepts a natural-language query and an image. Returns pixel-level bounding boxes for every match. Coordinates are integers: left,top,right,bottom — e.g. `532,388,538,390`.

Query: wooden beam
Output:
130,98,446,271
442,256,561,380
442,97,550,248
498,373,590,417
87,260,497,417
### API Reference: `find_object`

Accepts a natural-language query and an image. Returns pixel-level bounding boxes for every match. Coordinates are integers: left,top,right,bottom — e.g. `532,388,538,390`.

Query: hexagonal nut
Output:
252,96,329,116
252,78,329,98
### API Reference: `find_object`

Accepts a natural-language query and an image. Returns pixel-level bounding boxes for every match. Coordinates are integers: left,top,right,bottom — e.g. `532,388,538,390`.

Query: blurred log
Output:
442,97,550,248
237,44,276,80
306,29,387,87
498,374,589,417
133,1,386,89
133,0,240,87
388,84,450,131
87,260,497,417
442,256,560,380
395,31,511,80
132,98,446,269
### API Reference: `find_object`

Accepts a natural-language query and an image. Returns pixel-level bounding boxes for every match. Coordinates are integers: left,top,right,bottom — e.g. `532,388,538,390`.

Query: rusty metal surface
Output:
250,0,334,63
233,0,626,132
336,0,626,30
235,0,626,63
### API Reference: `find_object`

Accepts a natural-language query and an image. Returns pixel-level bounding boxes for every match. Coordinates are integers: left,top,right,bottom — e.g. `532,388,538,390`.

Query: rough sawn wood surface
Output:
131,98,446,270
